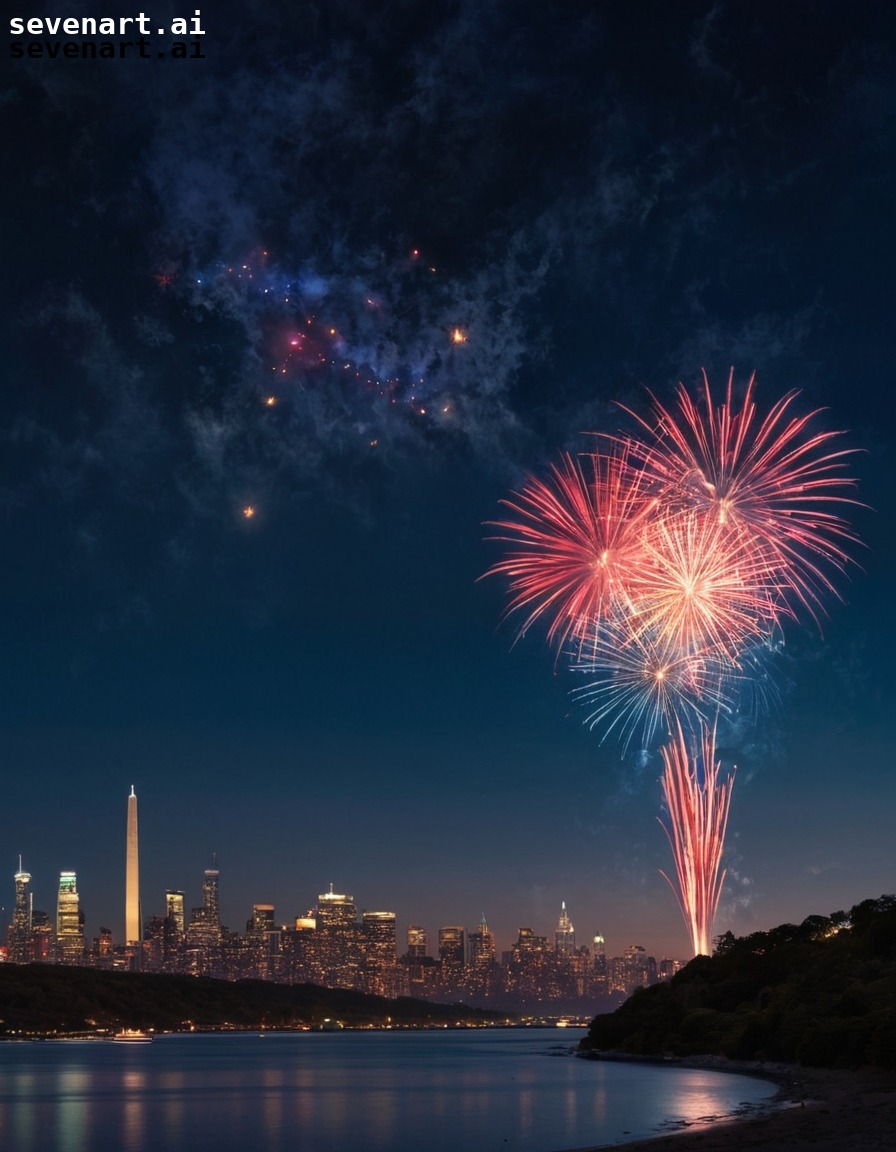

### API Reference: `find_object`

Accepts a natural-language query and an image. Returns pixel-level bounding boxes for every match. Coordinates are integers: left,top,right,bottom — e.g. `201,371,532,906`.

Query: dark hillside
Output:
581,895,896,1069
0,965,508,1034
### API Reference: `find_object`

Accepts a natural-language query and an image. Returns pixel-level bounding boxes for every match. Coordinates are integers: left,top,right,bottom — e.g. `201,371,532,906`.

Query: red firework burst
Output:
484,444,657,651
628,369,860,622
628,509,782,659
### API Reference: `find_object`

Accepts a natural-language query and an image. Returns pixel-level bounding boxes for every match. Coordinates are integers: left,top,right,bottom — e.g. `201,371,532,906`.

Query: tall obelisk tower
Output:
126,785,140,945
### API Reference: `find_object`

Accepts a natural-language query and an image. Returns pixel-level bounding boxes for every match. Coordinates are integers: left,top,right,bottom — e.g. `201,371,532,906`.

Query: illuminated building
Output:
406,924,428,959
401,924,437,995
249,904,275,933
8,857,33,964
160,890,186,972
503,927,551,1003
525,927,550,953
468,914,495,968
186,857,223,975
281,913,317,984
316,886,357,931
166,890,185,936
142,914,167,970
438,925,465,973
315,887,361,989
658,957,681,980
142,914,183,973
592,932,608,994
93,926,113,967
56,871,85,964
126,786,140,945
554,901,576,956
31,910,53,962
246,903,279,980
464,915,498,1001
611,944,657,995
202,860,220,925
361,911,397,997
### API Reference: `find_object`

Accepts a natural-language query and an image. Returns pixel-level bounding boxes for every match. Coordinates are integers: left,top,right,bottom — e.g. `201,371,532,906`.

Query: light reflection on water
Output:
0,1030,776,1152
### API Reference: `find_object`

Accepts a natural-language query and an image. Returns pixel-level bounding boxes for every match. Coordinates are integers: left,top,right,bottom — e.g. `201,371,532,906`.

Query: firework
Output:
571,619,739,751
628,369,859,623
658,723,735,957
487,370,858,957
628,509,782,659
485,444,656,651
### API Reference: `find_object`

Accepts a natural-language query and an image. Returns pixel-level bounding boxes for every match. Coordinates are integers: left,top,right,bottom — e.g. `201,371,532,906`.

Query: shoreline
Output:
575,1055,896,1152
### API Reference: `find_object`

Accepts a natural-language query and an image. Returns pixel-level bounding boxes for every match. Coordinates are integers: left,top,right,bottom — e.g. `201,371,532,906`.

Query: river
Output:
0,1028,777,1151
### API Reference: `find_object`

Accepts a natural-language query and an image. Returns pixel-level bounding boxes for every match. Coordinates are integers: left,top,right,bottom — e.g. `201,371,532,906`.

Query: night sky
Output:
2,1,894,962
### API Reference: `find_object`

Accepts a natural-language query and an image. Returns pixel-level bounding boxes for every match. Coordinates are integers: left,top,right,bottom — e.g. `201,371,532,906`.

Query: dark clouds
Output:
9,1,893,525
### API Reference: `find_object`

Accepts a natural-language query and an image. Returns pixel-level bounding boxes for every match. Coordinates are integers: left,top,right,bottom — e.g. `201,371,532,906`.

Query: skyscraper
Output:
8,856,32,964
315,887,361,989
406,924,428,959
166,889,186,936
554,900,576,956
126,786,140,945
401,924,436,996
164,890,186,972
56,871,84,964
592,932,607,994
316,886,357,931
468,914,495,969
361,911,397,997
31,910,53,962
249,904,275,934
202,859,220,925
186,857,223,975
465,915,497,1000
438,925,465,973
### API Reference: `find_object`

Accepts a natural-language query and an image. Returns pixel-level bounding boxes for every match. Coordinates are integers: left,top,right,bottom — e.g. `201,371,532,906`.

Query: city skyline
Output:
3,5,894,964
6,826,678,1010
4,777,886,967
4,825,674,966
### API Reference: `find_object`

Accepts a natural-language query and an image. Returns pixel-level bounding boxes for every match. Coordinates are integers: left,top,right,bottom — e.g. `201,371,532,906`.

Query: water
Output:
0,1029,777,1152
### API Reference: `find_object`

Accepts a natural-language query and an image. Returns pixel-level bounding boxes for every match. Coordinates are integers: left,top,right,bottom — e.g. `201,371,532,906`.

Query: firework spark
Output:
658,722,735,957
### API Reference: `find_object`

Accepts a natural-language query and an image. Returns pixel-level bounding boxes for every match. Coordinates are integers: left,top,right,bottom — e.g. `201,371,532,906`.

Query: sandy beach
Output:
582,1062,896,1152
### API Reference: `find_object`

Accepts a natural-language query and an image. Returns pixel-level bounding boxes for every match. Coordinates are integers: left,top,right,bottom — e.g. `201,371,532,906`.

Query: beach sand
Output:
580,1061,896,1151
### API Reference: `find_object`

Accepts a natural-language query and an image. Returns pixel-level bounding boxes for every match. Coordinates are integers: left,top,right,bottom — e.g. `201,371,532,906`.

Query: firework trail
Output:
658,722,735,958
486,370,858,955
